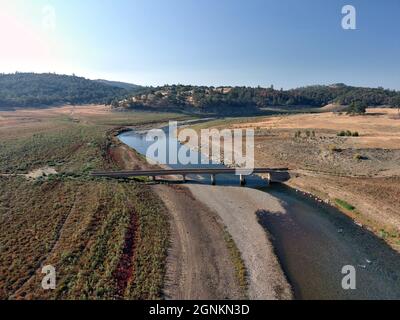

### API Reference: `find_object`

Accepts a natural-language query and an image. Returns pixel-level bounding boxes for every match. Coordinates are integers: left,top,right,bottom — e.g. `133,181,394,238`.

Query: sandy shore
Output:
186,184,293,300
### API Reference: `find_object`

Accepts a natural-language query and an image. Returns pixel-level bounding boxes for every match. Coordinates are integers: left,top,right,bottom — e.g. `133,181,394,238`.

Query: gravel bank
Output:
186,184,293,300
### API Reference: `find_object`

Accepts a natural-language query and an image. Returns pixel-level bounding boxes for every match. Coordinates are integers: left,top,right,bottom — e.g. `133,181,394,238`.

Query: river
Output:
119,124,400,300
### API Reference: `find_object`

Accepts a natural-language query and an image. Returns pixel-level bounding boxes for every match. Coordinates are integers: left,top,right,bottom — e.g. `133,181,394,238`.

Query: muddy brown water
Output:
119,125,400,300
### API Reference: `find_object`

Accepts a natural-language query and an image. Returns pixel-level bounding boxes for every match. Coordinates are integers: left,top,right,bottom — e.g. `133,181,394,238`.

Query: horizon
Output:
1,0,399,90
2,71,399,92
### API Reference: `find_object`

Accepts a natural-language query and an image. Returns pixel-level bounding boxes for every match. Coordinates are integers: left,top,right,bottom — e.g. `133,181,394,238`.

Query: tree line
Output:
0,73,133,109
1,73,399,114
118,83,400,114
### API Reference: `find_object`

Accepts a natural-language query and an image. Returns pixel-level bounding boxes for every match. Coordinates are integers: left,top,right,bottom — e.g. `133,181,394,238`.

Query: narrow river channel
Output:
119,124,400,300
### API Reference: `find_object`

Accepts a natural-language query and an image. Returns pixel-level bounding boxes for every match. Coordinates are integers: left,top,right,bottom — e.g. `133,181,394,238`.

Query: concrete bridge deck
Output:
91,167,288,185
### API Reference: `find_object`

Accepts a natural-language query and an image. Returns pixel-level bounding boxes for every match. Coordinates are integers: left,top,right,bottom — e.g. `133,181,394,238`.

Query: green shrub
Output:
334,198,355,211
346,101,367,115
337,130,360,137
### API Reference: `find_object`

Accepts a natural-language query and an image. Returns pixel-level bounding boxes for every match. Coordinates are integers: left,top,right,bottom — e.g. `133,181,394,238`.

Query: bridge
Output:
91,167,288,186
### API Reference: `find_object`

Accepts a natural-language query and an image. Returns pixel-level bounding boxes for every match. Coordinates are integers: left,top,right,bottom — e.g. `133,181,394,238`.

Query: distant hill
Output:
1,74,399,115
95,79,143,92
113,84,400,115
0,73,129,109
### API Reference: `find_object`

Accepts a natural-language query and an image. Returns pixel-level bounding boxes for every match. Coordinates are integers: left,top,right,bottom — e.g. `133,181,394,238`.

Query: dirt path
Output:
186,184,293,300
153,184,243,300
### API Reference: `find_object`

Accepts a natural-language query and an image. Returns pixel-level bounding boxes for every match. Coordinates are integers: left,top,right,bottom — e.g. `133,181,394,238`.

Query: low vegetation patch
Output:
0,178,169,300
294,130,316,139
334,198,355,211
0,111,177,299
222,228,248,296
337,130,359,137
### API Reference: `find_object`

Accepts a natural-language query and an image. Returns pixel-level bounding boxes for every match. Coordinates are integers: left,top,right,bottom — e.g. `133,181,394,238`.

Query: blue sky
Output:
0,0,399,89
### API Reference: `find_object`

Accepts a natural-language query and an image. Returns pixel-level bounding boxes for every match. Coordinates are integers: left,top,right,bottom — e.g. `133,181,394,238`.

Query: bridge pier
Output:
211,174,216,185
182,174,187,183
240,174,246,186
266,173,271,185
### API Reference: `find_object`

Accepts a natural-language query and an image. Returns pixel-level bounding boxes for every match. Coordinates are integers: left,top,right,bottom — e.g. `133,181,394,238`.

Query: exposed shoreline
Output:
115,127,293,299
187,184,293,299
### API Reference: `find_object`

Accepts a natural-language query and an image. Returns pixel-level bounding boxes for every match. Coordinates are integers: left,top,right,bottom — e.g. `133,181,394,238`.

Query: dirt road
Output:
153,184,243,300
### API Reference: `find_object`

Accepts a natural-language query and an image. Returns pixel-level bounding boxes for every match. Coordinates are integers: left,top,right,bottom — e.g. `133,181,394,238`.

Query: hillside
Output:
113,84,400,115
0,73,129,109
2,74,399,115
95,79,143,91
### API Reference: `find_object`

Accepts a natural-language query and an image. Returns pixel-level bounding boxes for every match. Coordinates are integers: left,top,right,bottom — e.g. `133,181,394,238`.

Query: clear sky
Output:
0,0,399,89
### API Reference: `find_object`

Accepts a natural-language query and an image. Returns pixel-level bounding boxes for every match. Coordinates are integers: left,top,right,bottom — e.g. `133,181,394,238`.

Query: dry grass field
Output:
0,106,187,300
235,108,400,149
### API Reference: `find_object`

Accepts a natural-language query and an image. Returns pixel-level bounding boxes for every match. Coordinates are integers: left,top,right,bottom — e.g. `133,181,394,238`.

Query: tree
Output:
390,96,400,116
346,101,367,115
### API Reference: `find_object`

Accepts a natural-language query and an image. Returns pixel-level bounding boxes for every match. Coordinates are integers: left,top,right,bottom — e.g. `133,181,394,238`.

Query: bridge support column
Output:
151,175,157,182
266,173,271,186
211,174,216,185
240,174,246,186
182,174,186,183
